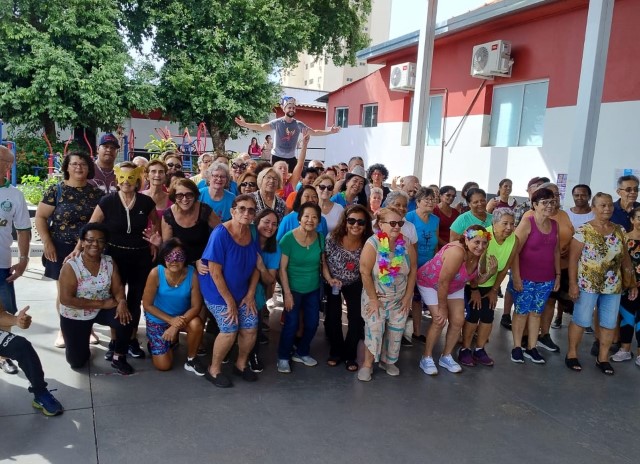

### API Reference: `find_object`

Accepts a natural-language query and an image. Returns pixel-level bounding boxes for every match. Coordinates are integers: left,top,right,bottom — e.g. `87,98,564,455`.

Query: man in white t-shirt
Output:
0,145,32,375
235,96,340,172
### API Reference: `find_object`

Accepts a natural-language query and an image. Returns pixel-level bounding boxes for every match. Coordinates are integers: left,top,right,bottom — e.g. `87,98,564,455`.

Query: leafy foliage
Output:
17,174,59,205
120,0,371,151
144,135,179,159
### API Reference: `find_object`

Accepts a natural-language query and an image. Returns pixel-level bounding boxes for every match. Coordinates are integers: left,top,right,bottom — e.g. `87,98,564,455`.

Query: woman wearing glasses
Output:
199,194,261,388
237,171,259,195
314,174,343,233
199,162,236,222
510,187,560,365
359,207,417,381
161,152,184,188
229,158,248,194
35,150,103,350
190,153,213,188
323,205,373,371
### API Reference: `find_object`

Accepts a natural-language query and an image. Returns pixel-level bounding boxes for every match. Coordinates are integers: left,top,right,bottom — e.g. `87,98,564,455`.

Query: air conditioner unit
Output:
389,62,417,91
470,40,514,79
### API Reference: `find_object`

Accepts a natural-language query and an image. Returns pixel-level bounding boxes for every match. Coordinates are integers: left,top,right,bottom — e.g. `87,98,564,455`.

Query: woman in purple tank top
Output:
510,188,560,365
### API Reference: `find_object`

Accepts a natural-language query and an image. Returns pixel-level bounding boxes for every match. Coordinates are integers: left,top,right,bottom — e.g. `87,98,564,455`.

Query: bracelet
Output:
18,256,29,261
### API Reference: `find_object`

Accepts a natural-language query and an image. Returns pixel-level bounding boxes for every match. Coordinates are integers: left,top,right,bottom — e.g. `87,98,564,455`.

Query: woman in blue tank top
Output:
142,238,206,375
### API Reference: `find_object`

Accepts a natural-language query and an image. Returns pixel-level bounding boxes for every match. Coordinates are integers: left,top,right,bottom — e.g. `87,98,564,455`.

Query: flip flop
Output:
596,360,614,375
327,358,340,367
345,360,358,372
564,356,582,372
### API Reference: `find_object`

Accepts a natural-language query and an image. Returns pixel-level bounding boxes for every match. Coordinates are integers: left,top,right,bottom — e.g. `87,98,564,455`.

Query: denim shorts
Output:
206,301,258,333
513,279,554,315
572,291,621,330
0,268,18,315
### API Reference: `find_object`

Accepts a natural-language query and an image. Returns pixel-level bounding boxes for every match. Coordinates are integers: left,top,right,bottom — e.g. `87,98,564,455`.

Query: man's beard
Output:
286,110,295,118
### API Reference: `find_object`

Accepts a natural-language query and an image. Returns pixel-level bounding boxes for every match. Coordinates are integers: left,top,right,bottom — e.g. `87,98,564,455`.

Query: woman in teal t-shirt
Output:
450,188,493,242
277,202,326,374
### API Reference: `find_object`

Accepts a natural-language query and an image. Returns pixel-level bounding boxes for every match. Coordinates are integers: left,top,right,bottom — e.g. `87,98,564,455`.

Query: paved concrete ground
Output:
1,260,639,464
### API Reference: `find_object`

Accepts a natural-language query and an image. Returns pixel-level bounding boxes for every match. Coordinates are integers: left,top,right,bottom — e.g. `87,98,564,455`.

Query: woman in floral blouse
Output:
323,205,373,371
567,193,638,375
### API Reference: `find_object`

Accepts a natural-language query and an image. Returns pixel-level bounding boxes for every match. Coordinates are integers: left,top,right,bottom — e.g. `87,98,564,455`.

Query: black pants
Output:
324,281,364,362
107,247,153,334
620,292,640,347
271,154,297,173
0,330,48,394
60,309,133,368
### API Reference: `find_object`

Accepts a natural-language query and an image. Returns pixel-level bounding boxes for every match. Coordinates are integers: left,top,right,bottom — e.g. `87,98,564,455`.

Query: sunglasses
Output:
340,168,348,172
240,182,257,188
232,163,247,170
175,192,195,201
235,206,256,215
317,184,333,191
346,218,367,226
619,187,639,193
380,220,405,228
166,162,182,169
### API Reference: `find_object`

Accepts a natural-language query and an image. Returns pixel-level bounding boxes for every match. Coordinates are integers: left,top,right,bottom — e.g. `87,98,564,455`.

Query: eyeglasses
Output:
317,184,333,191
539,200,557,207
166,163,182,169
420,197,436,203
175,192,195,201
240,182,257,188
210,174,227,180
619,187,639,193
232,163,247,170
69,162,88,168
235,206,256,215
346,218,367,226
84,238,106,245
380,220,405,228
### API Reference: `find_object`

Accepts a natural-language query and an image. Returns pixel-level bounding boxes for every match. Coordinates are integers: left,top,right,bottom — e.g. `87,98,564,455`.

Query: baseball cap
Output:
99,133,120,148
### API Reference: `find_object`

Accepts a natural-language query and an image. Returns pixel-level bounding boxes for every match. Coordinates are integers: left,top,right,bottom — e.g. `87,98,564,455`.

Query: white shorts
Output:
417,285,465,306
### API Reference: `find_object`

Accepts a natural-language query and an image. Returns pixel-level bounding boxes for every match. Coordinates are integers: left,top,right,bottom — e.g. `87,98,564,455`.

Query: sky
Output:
389,0,493,39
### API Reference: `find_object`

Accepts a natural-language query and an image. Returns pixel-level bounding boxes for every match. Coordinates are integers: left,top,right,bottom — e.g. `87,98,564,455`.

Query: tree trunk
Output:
41,116,56,145
207,122,228,156
74,126,97,156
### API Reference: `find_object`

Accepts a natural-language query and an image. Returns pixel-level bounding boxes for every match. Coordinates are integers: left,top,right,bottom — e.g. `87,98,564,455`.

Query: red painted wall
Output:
328,0,640,122
273,107,327,130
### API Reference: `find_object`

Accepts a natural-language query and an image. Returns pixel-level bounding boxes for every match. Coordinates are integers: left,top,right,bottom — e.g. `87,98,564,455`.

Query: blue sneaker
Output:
32,390,64,416
511,347,525,363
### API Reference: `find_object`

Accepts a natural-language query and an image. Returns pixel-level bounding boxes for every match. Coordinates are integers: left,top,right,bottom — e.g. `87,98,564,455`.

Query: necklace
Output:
119,192,136,234
377,231,406,286
165,269,185,288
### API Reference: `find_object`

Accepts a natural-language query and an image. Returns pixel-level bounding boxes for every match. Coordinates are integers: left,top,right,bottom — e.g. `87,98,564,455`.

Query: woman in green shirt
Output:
450,188,493,242
277,202,332,374
459,208,518,367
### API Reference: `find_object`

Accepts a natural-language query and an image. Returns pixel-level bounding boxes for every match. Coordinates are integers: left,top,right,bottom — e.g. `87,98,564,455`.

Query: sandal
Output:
564,357,582,371
596,360,614,375
345,360,358,372
327,357,340,367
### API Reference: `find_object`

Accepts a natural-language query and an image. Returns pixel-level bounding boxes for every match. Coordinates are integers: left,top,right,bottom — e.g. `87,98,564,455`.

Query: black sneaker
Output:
524,348,546,364
551,318,562,329
104,340,115,361
184,357,206,377
248,353,264,373
511,347,525,363
233,365,258,382
536,334,560,353
412,334,427,344
111,356,135,375
32,389,64,416
585,326,594,334
204,370,233,388
401,336,413,347
127,339,146,359
500,314,512,330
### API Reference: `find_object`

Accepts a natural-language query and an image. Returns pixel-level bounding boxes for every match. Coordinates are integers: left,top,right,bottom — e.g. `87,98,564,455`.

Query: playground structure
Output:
145,123,209,174
0,119,18,186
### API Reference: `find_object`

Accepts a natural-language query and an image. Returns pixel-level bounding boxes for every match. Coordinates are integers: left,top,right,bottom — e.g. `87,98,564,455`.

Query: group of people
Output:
2,97,639,416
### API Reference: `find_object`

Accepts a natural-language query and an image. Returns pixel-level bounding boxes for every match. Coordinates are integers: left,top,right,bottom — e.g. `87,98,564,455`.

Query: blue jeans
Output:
0,268,18,315
278,288,321,359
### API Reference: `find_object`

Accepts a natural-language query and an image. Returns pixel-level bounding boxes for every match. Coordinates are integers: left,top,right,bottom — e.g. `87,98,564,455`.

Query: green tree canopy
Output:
0,0,158,142
121,0,371,152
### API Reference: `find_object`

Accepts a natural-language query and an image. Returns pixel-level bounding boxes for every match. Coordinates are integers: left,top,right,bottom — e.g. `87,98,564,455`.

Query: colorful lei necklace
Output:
377,230,406,286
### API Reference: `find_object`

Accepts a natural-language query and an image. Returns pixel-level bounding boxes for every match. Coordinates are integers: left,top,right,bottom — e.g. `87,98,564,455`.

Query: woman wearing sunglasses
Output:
229,158,248,194
314,174,344,233
417,225,497,376
359,207,417,381
199,194,261,388
142,239,205,375
237,171,259,195
161,152,184,188
323,205,373,371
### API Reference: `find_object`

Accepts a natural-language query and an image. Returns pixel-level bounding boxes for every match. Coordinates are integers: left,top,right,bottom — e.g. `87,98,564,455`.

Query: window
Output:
426,95,444,146
346,78,353,82
362,104,378,128
304,80,307,86
336,108,349,128
305,64,308,69
309,78,314,84
310,62,315,68
489,81,549,147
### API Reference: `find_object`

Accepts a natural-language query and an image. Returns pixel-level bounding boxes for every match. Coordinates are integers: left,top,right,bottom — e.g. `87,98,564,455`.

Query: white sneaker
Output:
277,359,291,373
419,356,438,376
635,355,640,367
357,366,372,381
439,354,463,373
291,354,318,367
379,361,400,376
54,331,65,348
611,349,632,362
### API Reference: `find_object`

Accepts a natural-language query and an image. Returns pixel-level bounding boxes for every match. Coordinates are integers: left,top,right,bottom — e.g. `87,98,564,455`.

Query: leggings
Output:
0,330,48,395
324,280,364,362
60,309,133,368
619,292,640,347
